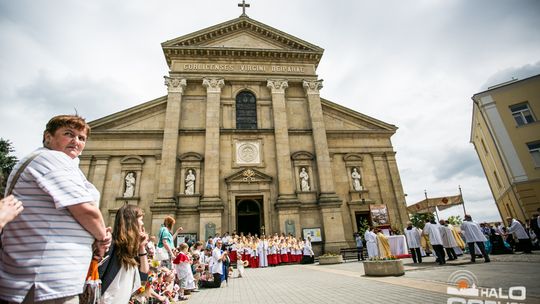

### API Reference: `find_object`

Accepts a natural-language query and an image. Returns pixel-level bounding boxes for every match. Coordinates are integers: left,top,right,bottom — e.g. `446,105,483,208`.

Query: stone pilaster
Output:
302,80,341,205
267,79,299,207
154,76,186,208
385,152,409,230
91,155,110,208
303,80,346,252
200,77,225,208
199,77,225,238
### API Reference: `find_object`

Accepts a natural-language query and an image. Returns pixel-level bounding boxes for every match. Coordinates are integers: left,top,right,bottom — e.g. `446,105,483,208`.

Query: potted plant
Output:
363,256,404,276
318,252,344,265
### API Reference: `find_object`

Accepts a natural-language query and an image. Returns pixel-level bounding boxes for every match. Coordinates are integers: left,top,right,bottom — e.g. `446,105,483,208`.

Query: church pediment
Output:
321,98,397,133
89,96,167,133
162,16,324,67
225,168,273,184
203,31,283,50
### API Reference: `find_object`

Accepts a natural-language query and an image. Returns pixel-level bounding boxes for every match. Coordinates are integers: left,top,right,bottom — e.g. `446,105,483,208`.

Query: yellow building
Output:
471,74,540,223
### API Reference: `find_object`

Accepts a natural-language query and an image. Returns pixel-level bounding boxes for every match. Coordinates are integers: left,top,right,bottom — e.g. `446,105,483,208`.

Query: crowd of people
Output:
0,113,538,304
124,221,318,303
394,213,539,266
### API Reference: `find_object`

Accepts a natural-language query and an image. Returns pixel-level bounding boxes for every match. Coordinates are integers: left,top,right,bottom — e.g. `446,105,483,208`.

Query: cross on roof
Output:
238,0,250,16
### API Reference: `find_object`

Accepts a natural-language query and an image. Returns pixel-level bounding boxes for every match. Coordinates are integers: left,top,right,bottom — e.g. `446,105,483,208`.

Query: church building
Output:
82,12,409,252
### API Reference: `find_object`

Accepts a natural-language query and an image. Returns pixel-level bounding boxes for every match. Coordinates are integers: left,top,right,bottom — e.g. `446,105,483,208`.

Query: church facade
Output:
82,15,408,252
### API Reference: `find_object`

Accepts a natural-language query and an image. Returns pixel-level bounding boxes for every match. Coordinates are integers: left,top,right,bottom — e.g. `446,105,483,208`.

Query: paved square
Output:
187,254,540,304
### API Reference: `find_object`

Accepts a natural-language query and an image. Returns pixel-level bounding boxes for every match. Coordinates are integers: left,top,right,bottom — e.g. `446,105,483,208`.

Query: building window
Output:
480,139,488,154
527,141,540,167
493,170,502,189
510,102,535,126
236,91,257,129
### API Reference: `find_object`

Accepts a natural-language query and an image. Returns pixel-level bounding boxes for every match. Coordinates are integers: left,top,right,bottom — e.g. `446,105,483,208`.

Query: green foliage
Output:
0,138,18,197
356,218,370,237
447,215,463,225
409,213,434,229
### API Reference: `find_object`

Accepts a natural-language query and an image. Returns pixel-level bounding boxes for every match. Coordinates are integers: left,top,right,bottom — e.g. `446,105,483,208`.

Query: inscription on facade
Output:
177,62,312,75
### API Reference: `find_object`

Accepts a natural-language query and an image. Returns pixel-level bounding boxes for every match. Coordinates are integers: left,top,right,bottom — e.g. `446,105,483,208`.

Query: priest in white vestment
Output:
404,222,422,263
506,217,532,253
439,220,458,260
460,215,490,263
364,227,379,259
423,220,446,265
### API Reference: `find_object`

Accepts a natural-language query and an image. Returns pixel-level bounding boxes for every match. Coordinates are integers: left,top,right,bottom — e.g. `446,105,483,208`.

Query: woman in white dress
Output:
100,205,149,304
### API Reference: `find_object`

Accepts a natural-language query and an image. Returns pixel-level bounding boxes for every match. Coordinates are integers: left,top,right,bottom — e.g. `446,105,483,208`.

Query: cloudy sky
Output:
1,0,539,222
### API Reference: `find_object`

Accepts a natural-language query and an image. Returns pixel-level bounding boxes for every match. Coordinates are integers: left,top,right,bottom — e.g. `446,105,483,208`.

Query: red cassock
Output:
230,250,237,263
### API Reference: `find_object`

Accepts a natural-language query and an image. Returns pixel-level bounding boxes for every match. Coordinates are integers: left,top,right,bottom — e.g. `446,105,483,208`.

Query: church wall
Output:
286,98,311,129
181,97,206,129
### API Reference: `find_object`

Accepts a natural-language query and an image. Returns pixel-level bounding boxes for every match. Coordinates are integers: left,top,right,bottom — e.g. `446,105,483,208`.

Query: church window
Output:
236,91,257,129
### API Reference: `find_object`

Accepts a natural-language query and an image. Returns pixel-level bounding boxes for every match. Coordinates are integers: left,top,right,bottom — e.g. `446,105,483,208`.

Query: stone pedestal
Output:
363,260,404,276
318,255,344,265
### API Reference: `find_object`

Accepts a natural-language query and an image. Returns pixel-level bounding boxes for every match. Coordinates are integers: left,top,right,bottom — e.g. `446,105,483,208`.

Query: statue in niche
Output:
184,169,196,195
123,172,136,197
205,222,216,241
285,219,295,236
300,167,310,192
351,167,363,191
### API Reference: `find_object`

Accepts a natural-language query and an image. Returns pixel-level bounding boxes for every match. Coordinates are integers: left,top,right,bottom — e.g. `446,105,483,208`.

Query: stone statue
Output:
351,167,363,191
285,219,295,236
184,169,196,195
123,172,136,197
300,167,310,192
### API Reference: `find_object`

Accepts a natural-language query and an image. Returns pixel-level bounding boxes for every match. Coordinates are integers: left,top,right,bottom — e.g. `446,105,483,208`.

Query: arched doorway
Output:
236,197,263,236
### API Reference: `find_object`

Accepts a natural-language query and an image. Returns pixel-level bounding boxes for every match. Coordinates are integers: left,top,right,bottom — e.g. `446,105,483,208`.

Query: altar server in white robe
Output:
439,220,458,261
404,222,422,263
258,236,269,267
423,219,446,265
461,215,490,263
364,227,379,259
506,217,532,253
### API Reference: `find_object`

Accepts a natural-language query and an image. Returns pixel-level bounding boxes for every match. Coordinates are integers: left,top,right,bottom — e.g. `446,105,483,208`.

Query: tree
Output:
447,215,463,226
0,138,18,197
409,213,434,229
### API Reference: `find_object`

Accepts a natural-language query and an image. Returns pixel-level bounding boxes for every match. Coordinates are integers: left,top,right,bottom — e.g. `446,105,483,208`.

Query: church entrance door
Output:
236,197,263,236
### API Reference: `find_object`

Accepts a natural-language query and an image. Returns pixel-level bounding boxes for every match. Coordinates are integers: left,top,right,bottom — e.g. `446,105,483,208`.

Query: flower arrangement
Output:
367,255,398,261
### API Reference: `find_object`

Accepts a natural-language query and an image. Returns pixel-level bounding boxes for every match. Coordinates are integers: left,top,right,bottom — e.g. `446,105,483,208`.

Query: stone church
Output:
82,14,408,252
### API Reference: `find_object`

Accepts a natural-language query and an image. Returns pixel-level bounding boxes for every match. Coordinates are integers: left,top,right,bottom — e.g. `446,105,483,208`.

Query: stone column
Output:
267,79,298,206
385,152,409,230
199,77,225,238
154,76,186,208
303,79,346,253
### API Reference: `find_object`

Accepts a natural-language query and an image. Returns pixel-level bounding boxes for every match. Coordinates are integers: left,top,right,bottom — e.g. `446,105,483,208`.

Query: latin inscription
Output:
181,63,307,74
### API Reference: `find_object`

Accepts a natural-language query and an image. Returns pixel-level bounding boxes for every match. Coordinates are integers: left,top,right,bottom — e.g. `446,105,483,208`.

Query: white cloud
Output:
1,0,539,223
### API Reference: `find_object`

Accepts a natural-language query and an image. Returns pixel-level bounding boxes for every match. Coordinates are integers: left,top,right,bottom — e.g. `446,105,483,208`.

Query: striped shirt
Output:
0,148,99,302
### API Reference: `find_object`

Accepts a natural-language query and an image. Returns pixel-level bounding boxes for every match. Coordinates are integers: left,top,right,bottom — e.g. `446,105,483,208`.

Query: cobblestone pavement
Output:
186,253,540,304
